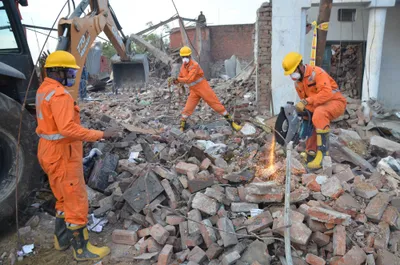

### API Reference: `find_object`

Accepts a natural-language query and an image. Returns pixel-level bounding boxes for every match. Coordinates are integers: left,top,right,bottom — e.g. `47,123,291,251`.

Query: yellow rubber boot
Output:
180,118,187,132
68,225,110,261
224,114,242,131
307,129,330,169
301,151,316,164
54,213,71,251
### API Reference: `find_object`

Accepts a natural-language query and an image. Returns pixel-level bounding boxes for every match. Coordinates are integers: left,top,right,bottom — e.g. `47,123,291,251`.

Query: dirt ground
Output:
0,212,138,265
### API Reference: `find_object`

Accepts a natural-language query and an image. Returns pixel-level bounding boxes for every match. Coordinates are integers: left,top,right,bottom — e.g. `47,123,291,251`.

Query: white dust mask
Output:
182,58,190,64
290,72,301,81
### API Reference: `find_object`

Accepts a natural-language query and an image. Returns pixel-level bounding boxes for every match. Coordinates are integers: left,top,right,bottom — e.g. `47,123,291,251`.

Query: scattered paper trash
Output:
88,214,108,233
17,244,34,257
128,152,140,163
196,140,227,155
250,209,263,217
240,123,257,135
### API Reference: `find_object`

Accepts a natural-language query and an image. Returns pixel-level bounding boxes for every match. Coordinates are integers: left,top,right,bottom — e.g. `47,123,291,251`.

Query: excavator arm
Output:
55,0,146,100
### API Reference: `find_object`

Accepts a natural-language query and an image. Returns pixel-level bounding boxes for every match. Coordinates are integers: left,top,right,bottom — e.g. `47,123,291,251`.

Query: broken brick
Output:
333,167,355,183
382,206,399,227
365,192,391,222
206,242,223,260
225,187,241,202
161,179,179,209
158,244,173,265
275,216,312,245
337,246,367,265
231,202,259,212
185,234,203,247
187,246,207,264
244,210,273,233
307,180,321,192
191,192,219,216
333,225,346,256
374,222,390,250
205,187,230,205
311,231,330,247
199,219,217,247
166,215,186,226
354,181,378,199
188,209,202,235
334,193,362,217
290,187,310,203
321,176,344,199
305,253,326,265
112,229,138,245
221,252,241,265
146,237,163,253
217,217,238,247
188,177,215,193
137,227,151,238
200,158,212,170
376,249,400,265
176,162,200,176
179,221,188,250
308,207,351,226
150,224,169,245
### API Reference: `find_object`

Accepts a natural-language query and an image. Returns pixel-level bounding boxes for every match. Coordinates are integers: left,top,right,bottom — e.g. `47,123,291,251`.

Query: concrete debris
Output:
30,73,400,265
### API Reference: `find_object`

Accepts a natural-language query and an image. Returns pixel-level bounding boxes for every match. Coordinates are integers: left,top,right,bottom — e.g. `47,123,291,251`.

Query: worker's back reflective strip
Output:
332,89,340,94
37,133,65,140
188,77,204,87
45,90,56,101
35,92,45,120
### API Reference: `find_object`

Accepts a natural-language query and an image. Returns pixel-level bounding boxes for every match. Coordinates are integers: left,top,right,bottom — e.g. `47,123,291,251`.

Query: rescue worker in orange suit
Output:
35,51,118,261
282,52,346,169
169,46,242,132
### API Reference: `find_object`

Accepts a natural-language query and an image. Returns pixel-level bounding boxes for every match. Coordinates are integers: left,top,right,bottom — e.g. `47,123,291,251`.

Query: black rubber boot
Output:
54,213,71,251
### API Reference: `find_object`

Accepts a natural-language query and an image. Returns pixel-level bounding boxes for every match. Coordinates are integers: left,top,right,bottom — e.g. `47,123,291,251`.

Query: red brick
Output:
146,237,163,253
311,231,330,247
355,213,368,224
290,187,310,203
333,225,346,256
166,215,186,226
188,177,214,193
336,246,367,265
305,253,326,265
179,222,188,250
382,206,399,227
244,210,273,232
308,207,351,226
302,174,317,184
307,180,321,192
275,217,312,245
150,224,169,245
200,158,212,170
321,177,344,199
237,186,246,201
187,246,207,264
206,242,223,260
365,193,390,222
165,225,176,236
374,222,390,250
137,227,151,238
185,233,203,247
112,229,138,245
376,249,400,265
354,181,378,199
161,179,179,209
158,244,173,265
176,162,199,176
199,219,217,247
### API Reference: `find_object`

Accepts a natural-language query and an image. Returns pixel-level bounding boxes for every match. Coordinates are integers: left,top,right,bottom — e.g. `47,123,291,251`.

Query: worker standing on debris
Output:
170,46,242,132
282,52,346,169
35,51,118,261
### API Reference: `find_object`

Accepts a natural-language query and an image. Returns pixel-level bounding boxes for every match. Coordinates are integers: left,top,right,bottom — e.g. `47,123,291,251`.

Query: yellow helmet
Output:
282,52,302,75
180,46,192,57
44,50,80,69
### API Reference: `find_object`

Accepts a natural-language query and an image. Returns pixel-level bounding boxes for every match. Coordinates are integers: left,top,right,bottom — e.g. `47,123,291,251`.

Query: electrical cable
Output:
14,0,70,252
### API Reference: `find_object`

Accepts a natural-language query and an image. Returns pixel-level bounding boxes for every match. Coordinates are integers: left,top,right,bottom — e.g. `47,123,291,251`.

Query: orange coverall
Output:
35,78,103,225
294,65,346,152
178,60,227,118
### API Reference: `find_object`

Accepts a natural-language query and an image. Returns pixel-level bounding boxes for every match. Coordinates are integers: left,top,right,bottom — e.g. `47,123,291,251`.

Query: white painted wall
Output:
271,0,311,115
303,6,369,64
377,4,400,109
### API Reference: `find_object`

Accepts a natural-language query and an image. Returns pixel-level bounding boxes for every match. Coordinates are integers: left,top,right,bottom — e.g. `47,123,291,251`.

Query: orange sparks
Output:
268,134,276,169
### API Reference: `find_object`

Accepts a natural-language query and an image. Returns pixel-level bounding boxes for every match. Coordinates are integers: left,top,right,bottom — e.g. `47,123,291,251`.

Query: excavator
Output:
0,0,147,222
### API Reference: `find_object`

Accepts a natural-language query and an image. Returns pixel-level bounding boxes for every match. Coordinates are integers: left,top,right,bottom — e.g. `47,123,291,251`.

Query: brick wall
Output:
255,2,272,113
170,24,254,62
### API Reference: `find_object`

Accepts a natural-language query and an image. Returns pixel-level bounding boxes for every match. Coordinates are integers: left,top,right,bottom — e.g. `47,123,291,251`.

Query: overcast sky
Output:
20,0,267,61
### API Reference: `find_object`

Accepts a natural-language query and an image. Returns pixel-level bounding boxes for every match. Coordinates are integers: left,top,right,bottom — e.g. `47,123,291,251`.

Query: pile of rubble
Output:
72,79,400,265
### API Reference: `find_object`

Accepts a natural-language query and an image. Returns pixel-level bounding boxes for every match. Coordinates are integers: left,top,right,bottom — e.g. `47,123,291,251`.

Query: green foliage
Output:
102,42,117,59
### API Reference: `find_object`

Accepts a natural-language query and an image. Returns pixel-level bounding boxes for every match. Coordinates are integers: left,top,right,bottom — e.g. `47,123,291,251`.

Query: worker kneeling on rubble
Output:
282,52,347,169
35,51,118,261
170,46,242,132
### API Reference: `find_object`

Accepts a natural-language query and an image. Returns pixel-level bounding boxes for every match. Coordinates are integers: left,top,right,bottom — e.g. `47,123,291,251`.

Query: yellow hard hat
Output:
180,46,192,57
282,52,302,75
44,50,80,69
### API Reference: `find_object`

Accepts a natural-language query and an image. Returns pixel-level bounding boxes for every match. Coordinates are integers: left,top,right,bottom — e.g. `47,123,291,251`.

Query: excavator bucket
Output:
112,54,149,91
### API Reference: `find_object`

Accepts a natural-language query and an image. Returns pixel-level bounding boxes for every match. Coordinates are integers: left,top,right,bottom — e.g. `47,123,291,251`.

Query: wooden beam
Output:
136,15,178,36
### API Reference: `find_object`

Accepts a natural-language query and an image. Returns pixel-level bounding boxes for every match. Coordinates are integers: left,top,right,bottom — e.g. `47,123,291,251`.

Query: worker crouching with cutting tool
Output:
35,51,119,261
282,52,346,169
168,46,242,132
